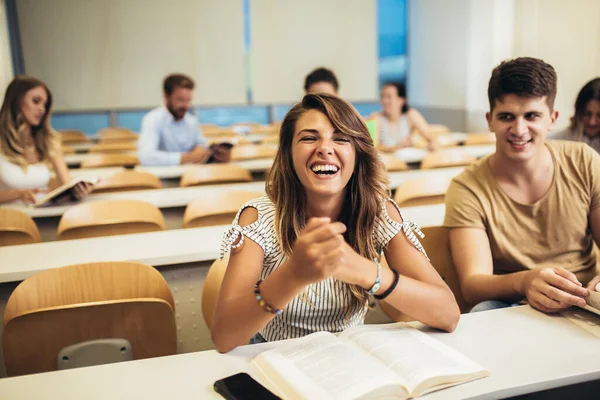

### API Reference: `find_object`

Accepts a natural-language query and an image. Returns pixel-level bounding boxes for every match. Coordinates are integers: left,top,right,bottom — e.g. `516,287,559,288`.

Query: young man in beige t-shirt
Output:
444,57,600,313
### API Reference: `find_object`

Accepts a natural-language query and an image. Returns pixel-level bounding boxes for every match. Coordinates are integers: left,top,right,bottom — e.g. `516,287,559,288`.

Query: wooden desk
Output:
68,158,275,182
0,226,223,284
11,169,460,220
0,204,446,284
0,306,597,399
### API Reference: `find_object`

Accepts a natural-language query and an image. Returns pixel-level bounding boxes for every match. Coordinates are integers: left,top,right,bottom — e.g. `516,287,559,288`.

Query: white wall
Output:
251,0,378,104
17,0,247,110
514,0,600,129
408,0,470,111
409,0,600,131
0,0,13,96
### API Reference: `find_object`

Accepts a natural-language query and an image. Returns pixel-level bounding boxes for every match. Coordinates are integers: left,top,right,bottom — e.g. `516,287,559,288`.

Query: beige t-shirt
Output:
444,140,600,283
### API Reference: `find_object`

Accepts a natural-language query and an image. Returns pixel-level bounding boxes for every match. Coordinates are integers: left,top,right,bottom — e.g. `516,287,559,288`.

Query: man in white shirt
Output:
138,74,230,166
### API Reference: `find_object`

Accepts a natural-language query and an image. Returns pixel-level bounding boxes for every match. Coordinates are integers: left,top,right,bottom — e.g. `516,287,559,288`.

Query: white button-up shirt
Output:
138,106,207,166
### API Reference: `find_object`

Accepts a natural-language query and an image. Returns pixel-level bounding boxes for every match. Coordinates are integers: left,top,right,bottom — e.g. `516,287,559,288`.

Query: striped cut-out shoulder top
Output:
220,195,428,342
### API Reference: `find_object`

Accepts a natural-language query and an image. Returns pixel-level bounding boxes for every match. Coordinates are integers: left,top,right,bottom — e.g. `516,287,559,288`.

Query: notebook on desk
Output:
251,323,490,399
32,177,98,207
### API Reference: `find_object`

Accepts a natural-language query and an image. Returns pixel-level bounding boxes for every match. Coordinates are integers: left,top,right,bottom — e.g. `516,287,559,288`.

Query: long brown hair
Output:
570,77,600,136
266,93,389,304
0,76,57,168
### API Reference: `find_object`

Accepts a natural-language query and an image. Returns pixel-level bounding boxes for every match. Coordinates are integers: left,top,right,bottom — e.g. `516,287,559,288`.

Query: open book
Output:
33,177,98,207
251,323,490,400
562,290,600,338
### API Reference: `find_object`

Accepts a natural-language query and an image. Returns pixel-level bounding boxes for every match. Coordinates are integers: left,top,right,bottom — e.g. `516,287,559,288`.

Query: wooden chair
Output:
89,142,137,153
207,135,251,145
98,127,138,142
3,261,176,376
231,144,278,161
202,129,239,137
202,257,228,330
250,125,278,135
424,124,450,135
179,165,252,187
183,191,263,228
393,175,452,207
57,199,165,240
61,144,76,154
59,130,90,144
464,132,496,146
420,149,475,169
92,170,162,193
0,208,41,247
80,154,139,169
379,226,469,322
380,154,409,172
413,134,461,149
261,135,280,145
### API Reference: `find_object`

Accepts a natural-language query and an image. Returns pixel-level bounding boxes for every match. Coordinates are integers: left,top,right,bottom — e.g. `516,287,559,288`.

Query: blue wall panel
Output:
51,113,110,135
197,105,270,126
117,111,148,132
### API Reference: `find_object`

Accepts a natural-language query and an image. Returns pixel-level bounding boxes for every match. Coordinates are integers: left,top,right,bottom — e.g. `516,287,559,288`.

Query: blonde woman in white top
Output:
0,76,92,204
371,82,437,151
213,94,460,352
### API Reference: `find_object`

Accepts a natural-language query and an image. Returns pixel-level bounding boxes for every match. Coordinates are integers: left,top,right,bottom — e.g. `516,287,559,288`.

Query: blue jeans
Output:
249,333,267,344
470,300,520,313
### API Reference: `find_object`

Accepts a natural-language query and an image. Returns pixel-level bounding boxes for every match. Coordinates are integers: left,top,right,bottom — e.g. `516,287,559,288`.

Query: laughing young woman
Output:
212,94,459,352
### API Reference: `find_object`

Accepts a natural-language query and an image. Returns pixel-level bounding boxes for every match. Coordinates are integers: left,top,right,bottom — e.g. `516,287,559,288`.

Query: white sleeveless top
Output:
380,114,412,147
0,154,50,191
220,196,429,342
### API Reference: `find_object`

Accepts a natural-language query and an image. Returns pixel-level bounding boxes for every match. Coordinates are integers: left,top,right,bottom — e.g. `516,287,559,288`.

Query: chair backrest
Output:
92,170,162,193
98,127,138,142
80,154,139,169
59,130,90,144
3,261,176,376
183,191,263,228
208,135,250,145
202,257,228,330
89,142,137,153
377,226,468,322
0,208,41,246
464,132,496,146
179,165,252,187
57,199,165,240
420,149,476,169
393,175,452,207
261,135,280,144
380,154,409,172
231,144,278,161
61,145,76,154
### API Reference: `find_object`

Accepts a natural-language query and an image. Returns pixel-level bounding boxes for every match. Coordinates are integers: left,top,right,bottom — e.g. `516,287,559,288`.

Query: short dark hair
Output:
382,82,410,113
163,74,195,96
304,67,339,92
487,57,557,111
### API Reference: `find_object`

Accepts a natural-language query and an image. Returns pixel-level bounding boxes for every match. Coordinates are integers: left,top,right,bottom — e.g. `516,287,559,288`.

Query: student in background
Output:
212,93,459,352
138,74,230,166
370,82,436,151
0,76,92,204
549,78,600,152
304,67,339,96
444,57,600,314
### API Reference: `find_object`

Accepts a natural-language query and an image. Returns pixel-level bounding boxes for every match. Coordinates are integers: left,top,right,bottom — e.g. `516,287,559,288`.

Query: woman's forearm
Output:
211,261,305,352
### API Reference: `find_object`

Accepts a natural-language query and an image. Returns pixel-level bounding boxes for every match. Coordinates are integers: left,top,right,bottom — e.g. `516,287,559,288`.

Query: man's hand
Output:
520,267,589,313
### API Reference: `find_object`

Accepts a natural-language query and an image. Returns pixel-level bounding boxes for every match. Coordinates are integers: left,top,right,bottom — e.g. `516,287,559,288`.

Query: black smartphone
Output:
213,372,281,400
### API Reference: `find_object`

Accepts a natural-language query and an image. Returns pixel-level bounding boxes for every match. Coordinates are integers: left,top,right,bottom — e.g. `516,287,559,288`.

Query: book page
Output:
340,323,489,396
251,331,405,400
561,307,600,338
